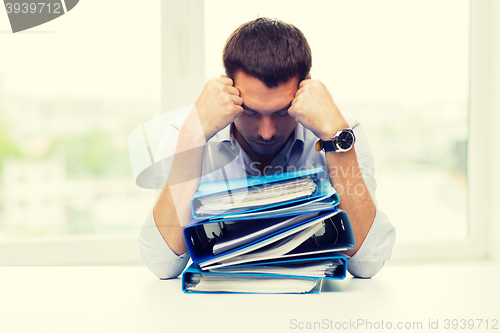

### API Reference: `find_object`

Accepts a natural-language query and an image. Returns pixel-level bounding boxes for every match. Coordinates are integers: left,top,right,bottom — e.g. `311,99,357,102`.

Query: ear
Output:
221,74,227,78
307,75,312,80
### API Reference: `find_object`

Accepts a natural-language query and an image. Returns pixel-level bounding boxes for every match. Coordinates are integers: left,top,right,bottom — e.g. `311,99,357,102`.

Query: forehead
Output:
233,71,298,113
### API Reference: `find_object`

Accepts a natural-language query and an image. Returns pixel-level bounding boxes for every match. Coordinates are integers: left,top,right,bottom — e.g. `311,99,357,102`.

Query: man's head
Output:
223,18,312,160
223,17,312,88
232,70,298,157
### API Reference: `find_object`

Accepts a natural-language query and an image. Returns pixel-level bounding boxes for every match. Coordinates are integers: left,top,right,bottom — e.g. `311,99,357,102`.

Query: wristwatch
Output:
315,128,356,152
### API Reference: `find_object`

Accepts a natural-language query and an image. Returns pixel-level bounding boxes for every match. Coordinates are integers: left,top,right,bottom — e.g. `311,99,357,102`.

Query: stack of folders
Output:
182,168,355,294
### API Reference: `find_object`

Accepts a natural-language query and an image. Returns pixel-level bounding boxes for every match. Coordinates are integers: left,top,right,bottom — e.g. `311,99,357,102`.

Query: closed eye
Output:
242,110,258,117
241,103,292,118
274,110,289,118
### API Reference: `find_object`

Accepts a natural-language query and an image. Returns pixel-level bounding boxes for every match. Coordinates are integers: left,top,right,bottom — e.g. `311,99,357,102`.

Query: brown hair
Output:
223,17,312,88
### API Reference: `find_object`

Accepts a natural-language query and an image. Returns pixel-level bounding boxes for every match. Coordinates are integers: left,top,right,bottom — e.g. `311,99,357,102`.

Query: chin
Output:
256,150,277,156
251,145,282,156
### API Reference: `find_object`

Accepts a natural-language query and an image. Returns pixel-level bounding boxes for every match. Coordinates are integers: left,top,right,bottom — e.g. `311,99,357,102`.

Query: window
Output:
0,0,160,264
202,0,472,260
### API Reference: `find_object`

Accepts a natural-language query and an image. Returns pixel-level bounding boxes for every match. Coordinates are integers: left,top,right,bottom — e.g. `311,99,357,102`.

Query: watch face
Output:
336,130,354,150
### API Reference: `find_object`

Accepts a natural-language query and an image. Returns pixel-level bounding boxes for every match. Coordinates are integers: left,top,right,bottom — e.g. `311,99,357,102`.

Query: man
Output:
139,17,395,279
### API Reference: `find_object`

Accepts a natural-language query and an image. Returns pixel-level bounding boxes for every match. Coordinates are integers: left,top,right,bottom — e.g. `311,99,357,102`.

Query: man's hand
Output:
288,79,349,140
195,76,244,141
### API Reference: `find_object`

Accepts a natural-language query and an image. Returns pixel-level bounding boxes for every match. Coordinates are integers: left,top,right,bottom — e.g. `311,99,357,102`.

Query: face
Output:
233,71,298,157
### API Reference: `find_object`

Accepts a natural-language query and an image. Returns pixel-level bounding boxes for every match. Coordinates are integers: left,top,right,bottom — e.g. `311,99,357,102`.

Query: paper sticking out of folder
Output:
185,274,320,294
194,177,316,216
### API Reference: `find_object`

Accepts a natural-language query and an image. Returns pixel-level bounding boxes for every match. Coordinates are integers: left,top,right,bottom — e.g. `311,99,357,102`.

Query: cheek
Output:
234,117,256,135
277,117,297,135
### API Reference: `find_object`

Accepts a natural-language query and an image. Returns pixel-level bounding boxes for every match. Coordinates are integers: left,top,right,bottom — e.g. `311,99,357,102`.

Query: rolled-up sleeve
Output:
345,208,396,278
138,209,190,279
345,119,396,278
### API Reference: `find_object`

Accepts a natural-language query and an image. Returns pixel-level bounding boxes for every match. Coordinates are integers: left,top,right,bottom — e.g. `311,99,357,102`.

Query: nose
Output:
258,115,277,141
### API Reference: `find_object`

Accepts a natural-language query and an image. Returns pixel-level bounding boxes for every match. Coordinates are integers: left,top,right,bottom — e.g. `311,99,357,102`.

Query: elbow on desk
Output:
347,261,385,279
146,261,185,280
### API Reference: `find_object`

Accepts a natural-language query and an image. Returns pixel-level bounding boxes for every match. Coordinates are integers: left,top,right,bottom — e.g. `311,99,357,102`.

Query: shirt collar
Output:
290,121,306,152
212,121,306,174
215,123,233,147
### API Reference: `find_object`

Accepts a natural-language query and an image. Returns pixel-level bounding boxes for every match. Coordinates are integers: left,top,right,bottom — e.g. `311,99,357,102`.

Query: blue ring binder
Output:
182,168,355,294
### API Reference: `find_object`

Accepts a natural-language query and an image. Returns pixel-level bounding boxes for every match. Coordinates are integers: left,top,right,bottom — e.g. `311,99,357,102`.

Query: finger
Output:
234,105,244,118
287,104,296,118
226,86,241,96
218,77,234,86
299,79,312,88
291,94,301,106
294,87,304,98
231,95,243,106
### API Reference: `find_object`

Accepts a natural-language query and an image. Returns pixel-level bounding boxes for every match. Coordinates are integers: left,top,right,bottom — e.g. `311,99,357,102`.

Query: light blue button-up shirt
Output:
139,106,396,279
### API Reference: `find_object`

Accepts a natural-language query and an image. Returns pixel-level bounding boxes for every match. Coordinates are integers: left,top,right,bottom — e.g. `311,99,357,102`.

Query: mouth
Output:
254,141,279,149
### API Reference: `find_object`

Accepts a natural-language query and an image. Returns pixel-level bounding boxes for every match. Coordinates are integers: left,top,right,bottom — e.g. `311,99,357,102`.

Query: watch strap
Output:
315,139,337,152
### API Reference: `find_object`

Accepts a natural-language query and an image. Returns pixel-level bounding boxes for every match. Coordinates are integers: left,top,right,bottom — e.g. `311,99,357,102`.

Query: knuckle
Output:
217,84,226,94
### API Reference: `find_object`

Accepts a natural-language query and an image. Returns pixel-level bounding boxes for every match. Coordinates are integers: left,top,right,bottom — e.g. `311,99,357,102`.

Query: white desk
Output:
0,265,498,333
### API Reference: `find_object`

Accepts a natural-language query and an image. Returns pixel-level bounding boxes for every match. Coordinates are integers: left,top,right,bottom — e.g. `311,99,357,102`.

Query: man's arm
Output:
153,77,243,256
324,147,376,256
288,79,376,257
153,110,206,255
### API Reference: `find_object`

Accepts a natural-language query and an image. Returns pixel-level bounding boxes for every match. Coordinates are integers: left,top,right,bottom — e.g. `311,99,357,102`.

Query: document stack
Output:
182,168,355,294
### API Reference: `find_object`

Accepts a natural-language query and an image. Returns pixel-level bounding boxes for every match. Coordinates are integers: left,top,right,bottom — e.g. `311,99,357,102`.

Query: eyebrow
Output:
241,102,292,114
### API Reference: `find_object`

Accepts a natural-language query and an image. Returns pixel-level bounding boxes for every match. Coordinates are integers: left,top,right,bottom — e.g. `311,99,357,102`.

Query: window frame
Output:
392,0,498,263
